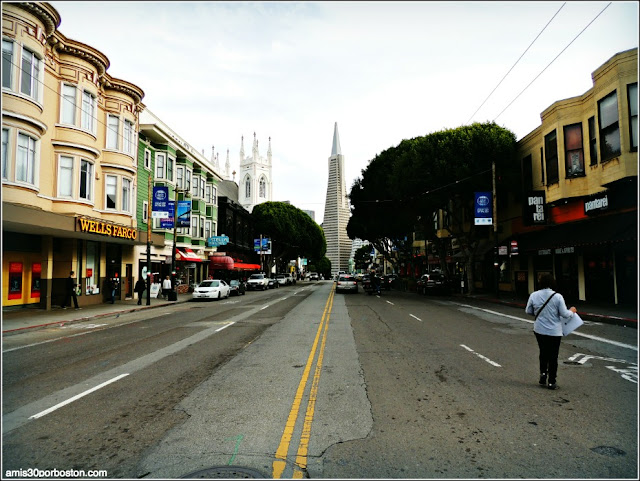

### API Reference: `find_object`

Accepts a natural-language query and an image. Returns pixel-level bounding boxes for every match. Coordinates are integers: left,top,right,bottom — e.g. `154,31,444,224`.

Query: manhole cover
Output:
180,466,266,478
591,446,626,457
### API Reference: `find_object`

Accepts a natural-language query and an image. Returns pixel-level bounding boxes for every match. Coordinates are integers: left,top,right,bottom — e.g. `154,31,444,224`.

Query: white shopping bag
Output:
562,313,584,336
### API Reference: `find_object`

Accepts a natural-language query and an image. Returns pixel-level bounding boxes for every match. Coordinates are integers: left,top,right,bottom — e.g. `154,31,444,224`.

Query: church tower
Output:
322,122,352,276
239,132,272,212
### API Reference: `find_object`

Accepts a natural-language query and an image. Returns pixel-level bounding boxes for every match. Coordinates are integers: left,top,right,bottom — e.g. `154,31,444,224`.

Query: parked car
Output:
229,279,246,296
247,273,269,291
267,277,279,289
416,272,450,295
192,279,230,300
276,274,290,286
309,272,319,281
336,274,358,293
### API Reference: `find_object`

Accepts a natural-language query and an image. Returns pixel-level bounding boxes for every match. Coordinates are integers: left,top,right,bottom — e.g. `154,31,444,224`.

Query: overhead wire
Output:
466,2,567,124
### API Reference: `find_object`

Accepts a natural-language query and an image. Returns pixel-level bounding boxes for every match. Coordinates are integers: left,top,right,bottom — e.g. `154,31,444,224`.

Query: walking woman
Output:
525,274,577,390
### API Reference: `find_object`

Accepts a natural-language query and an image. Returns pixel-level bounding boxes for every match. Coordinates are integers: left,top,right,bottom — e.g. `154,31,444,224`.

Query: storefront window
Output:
86,241,100,295
76,241,83,296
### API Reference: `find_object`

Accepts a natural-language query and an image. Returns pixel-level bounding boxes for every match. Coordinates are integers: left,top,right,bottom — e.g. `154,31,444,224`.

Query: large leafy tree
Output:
354,244,373,271
348,122,518,287
252,201,326,272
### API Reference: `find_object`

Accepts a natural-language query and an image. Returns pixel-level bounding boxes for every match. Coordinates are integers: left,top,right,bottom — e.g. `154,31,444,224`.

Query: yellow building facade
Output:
2,2,158,309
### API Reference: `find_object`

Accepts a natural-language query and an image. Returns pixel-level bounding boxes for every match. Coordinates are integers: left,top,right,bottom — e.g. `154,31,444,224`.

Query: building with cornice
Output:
2,2,155,309
322,122,352,276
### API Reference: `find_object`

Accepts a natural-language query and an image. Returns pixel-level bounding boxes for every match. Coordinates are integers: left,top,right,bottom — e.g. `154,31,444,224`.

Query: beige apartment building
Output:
2,2,160,309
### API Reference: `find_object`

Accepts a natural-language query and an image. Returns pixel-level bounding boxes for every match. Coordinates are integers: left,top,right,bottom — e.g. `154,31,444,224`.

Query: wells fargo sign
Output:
77,217,138,240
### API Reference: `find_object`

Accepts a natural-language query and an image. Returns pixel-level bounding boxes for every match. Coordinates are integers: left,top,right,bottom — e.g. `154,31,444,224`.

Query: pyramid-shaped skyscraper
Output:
322,122,352,276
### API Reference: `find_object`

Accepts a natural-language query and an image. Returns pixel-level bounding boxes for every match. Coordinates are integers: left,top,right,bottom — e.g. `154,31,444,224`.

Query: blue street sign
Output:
207,236,230,247
474,192,492,225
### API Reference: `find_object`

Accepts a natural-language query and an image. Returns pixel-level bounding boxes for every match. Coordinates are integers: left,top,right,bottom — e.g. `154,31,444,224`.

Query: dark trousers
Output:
63,291,79,308
137,292,144,304
534,332,562,383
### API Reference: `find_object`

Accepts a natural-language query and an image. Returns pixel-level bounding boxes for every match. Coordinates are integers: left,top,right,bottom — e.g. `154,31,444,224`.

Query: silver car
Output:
192,279,230,300
336,274,358,293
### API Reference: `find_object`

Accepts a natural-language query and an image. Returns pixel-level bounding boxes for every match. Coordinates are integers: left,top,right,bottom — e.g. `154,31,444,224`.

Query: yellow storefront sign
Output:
77,217,138,240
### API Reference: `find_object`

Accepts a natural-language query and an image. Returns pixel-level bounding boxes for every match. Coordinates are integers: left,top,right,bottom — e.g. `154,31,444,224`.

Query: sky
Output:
49,1,639,225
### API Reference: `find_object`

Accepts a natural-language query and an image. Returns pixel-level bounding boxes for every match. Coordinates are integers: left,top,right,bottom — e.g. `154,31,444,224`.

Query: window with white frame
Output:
199,216,205,238
200,177,205,199
107,114,119,149
212,221,217,237
16,132,36,185
176,166,184,189
61,84,77,125
79,159,93,201
186,169,191,191
20,47,41,101
143,200,148,223
2,39,14,89
2,128,8,179
144,149,151,170
191,215,198,238
192,175,199,197
156,153,165,178
205,220,211,240
106,175,117,209
167,156,174,182
123,119,134,154
598,90,621,161
212,186,217,205
58,155,74,197
206,184,211,203
122,177,131,213
81,91,96,133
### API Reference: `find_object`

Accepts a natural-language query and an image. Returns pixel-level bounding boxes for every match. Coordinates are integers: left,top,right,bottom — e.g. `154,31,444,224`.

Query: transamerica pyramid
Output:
322,122,352,276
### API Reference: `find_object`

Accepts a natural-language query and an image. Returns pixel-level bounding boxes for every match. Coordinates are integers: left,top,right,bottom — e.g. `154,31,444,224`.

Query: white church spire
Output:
225,149,231,180
267,136,272,164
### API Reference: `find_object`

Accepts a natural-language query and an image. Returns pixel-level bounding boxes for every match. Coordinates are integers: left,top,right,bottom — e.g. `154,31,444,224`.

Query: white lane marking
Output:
280,297,288,301
454,303,637,351
216,322,235,332
260,305,270,310
605,366,638,384
60,323,107,329
568,353,638,384
386,301,395,305
29,373,130,420
410,314,422,322
460,344,502,367
567,353,635,365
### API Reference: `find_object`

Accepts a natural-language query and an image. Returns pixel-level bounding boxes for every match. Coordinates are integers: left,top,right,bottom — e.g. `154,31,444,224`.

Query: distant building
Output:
322,122,352,275
302,210,315,221
238,133,272,212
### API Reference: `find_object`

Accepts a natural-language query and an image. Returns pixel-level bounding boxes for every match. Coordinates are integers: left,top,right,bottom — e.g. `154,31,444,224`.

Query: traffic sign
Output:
207,235,230,247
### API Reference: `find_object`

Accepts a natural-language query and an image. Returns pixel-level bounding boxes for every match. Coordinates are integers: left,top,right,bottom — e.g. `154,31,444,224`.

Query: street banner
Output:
176,200,191,227
474,192,492,225
152,186,170,218
254,238,271,254
160,201,174,229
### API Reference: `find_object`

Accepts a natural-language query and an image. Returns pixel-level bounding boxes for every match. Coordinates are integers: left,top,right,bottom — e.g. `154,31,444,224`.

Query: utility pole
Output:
492,160,499,298
146,175,152,305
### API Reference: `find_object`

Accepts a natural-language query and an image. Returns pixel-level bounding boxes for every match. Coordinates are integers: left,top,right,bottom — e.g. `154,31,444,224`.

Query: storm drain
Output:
591,446,626,457
180,466,266,478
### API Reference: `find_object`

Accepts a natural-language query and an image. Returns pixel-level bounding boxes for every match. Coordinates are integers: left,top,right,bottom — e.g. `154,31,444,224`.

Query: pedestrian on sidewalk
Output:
525,274,577,390
110,277,118,304
135,277,146,305
162,275,172,300
62,271,80,309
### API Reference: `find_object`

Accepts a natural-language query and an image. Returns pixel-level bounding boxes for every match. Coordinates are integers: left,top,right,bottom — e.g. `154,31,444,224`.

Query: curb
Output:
2,299,188,334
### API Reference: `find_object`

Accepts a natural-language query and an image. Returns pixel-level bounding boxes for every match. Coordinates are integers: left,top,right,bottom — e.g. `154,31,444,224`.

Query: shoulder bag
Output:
535,292,557,319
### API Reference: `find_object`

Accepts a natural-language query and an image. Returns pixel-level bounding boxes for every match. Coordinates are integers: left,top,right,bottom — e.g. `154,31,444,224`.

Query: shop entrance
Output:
105,244,122,302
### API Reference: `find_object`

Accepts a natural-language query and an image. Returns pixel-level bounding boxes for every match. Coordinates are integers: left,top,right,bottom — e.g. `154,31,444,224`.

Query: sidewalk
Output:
2,290,637,334
2,296,190,334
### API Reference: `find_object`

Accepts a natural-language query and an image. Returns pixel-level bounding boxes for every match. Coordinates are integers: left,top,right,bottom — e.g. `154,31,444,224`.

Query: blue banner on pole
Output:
474,192,492,225
176,200,191,227
152,186,170,218
160,201,175,229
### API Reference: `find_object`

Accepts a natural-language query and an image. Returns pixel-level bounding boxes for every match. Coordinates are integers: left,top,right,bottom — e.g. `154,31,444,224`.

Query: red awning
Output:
176,248,203,262
209,255,234,270
233,262,261,270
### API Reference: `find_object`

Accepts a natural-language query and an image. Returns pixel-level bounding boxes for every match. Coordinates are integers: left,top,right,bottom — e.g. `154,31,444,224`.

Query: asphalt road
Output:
2,282,637,479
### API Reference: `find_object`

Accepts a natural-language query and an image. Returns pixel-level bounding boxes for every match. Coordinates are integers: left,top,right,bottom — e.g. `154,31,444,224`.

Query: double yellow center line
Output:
272,285,336,478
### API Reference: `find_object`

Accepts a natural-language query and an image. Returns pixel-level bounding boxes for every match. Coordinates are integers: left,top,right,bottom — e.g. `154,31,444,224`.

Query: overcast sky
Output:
49,1,638,225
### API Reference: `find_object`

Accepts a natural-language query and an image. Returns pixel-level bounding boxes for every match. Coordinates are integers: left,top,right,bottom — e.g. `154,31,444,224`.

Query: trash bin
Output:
168,290,177,301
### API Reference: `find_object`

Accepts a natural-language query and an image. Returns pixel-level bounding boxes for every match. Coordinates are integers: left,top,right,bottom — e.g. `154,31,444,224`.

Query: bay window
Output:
16,132,36,185
58,155,74,197
598,90,621,161
20,47,41,101
176,166,184,189
205,220,211,240
167,157,174,181
2,128,8,179
212,186,217,205
123,119,134,154
191,215,198,238
544,130,559,185
122,178,131,213
61,84,77,125
186,169,191,191
79,159,93,201
200,177,205,199
628,83,638,151
156,153,165,178
107,114,119,149
106,175,117,209
206,184,211,203
192,175,199,197
2,39,13,89
588,116,598,165
81,91,96,133
563,123,584,177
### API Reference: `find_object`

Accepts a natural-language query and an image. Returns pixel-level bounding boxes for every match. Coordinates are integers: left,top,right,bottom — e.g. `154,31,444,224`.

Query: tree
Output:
347,122,518,291
354,244,373,271
252,202,326,272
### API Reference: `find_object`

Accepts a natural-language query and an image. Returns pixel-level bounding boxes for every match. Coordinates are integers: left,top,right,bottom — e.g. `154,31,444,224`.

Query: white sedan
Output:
192,279,230,300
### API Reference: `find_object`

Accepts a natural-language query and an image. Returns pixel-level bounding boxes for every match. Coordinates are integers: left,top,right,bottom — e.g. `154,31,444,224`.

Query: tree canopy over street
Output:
347,122,518,280
252,201,326,272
